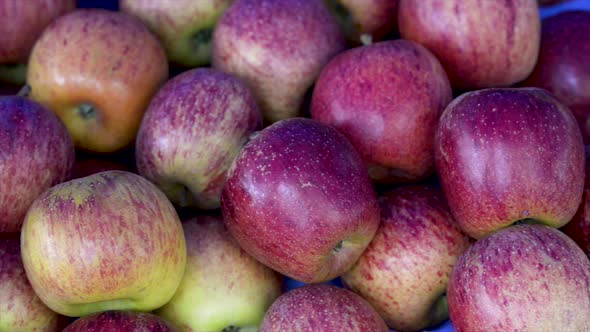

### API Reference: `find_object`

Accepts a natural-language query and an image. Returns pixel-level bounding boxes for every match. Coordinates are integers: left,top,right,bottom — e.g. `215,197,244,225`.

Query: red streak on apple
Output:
435,88,584,239
221,118,380,283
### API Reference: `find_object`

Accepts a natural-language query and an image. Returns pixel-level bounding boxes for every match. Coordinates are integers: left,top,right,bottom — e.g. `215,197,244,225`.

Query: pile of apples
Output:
1,0,590,331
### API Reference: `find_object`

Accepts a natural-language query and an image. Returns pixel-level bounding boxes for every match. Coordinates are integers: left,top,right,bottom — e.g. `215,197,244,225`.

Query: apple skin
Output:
211,0,346,123
136,68,262,210
156,215,283,332
221,118,380,283
521,11,590,142
120,0,233,68
398,0,540,89
63,311,179,332
342,186,471,332
0,233,61,332
0,0,75,67
0,96,74,233
27,9,169,153
20,170,187,317
311,39,452,183
260,284,388,331
562,147,590,257
434,88,585,239
324,0,399,45
448,224,590,332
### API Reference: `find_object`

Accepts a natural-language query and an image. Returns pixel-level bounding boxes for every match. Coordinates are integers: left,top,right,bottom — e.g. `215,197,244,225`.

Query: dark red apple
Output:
311,39,452,183
521,11,590,142
221,118,380,283
434,88,584,239
448,224,590,332
0,233,62,332
136,68,262,210
562,146,590,257
0,96,74,233
260,284,388,331
62,311,178,332
398,0,541,89
342,186,471,331
212,0,346,123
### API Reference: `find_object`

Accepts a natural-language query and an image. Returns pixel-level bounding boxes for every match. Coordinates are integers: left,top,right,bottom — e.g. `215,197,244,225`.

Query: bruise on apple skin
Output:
62,310,179,332
435,88,585,239
0,96,74,233
211,0,346,122
398,0,540,89
447,225,590,332
260,284,389,331
221,118,380,284
0,234,61,332
20,171,187,317
341,186,471,332
135,68,262,210
310,39,452,183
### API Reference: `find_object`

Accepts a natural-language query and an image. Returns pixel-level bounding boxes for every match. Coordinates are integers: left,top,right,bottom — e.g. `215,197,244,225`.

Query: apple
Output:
398,0,541,89
342,185,471,332
260,284,388,331
0,0,75,85
63,311,178,332
520,11,590,142
156,215,282,332
212,0,346,123
20,170,187,317
120,0,232,68
135,68,262,210
448,224,590,332
434,88,585,239
323,0,399,45
0,96,74,233
0,233,61,332
26,9,169,153
562,146,590,257
311,39,452,183
221,117,380,283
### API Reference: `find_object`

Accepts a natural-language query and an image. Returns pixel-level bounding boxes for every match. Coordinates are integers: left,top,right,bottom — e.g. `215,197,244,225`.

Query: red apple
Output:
398,0,541,89
260,284,388,331
311,39,452,183
63,311,178,332
521,11,590,142
0,96,74,233
0,233,61,332
324,0,399,45
212,0,346,123
156,215,283,332
342,186,471,332
120,0,233,67
434,88,585,239
135,68,262,210
221,118,380,283
27,9,169,153
21,171,187,317
0,0,75,84
562,146,590,257
448,224,590,332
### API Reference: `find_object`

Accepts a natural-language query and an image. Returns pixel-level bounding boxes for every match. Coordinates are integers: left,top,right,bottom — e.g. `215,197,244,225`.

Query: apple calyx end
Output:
333,240,344,253
77,102,98,120
191,28,214,50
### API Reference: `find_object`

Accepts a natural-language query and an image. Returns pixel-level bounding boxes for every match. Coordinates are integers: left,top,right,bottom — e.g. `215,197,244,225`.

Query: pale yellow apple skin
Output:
26,9,168,153
20,171,187,317
120,0,233,67
156,215,282,332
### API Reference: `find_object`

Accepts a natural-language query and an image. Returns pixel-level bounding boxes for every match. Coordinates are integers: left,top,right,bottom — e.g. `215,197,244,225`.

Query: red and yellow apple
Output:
20,171,187,317
26,9,169,153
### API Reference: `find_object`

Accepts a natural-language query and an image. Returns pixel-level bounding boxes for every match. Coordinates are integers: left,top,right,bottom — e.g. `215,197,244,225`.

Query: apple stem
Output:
77,103,97,120
17,84,31,97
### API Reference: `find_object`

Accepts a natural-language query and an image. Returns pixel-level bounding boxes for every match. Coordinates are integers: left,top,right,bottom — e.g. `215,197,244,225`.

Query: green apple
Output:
156,215,283,332
120,0,233,67
20,171,187,317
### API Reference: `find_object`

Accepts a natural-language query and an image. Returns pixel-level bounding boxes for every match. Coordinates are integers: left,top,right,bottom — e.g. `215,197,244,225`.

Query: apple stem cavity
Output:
77,103,98,120
333,240,344,253
221,325,239,332
191,28,214,49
